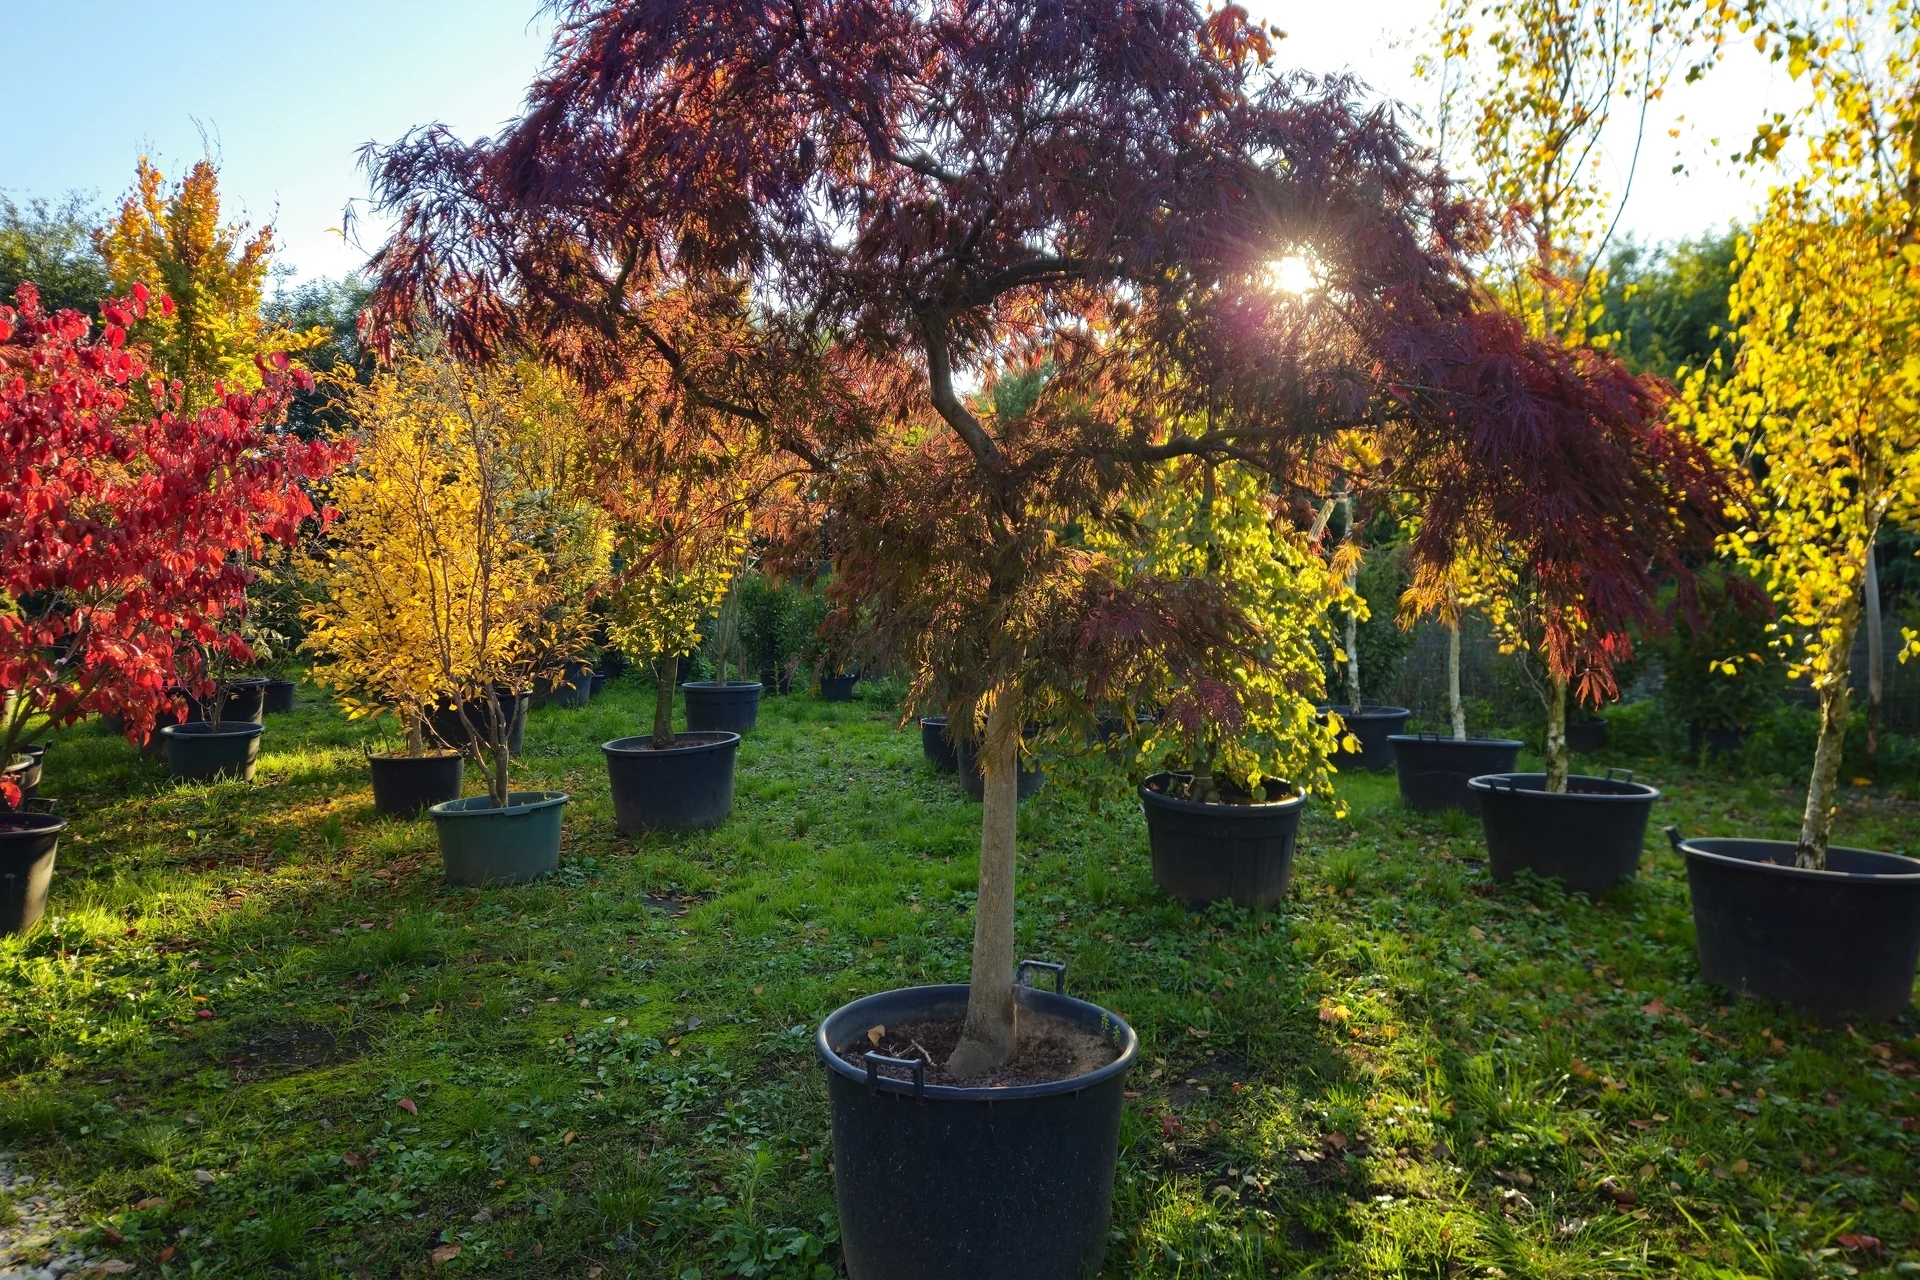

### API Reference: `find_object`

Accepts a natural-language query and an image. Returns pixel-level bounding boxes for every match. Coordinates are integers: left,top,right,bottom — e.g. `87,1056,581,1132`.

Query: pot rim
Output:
1387,734,1526,749
428,791,569,820
1676,835,1920,884
221,677,270,689
919,716,948,727
0,812,67,836
367,749,464,763
161,721,266,740
1467,772,1659,802
1317,704,1412,719
602,732,742,757
1139,772,1305,815
816,982,1138,1102
679,680,764,692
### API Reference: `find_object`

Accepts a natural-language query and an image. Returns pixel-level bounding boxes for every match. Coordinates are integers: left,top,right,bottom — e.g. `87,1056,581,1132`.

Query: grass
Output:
1,677,1918,1278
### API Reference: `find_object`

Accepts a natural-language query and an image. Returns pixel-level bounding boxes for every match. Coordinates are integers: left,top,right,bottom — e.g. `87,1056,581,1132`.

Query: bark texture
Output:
1798,612,1860,869
1448,621,1466,740
653,653,677,748
1544,675,1569,793
948,686,1020,1078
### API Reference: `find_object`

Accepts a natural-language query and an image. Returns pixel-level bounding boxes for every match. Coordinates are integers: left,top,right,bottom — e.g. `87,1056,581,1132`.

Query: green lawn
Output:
2,678,1917,1278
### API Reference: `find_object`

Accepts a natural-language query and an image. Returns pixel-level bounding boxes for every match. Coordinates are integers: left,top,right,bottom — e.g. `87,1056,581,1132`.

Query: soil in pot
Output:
162,721,266,783
919,717,959,773
817,979,1138,1280
429,791,568,885
0,812,65,935
368,751,464,818
1672,832,1920,1023
1320,703,1411,772
682,681,763,733
820,674,858,702
263,680,297,714
1469,772,1659,898
954,737,1043,801
1390,735,1524,814
1566,718,1607,755
1139,773,1305,909
602,733,740,833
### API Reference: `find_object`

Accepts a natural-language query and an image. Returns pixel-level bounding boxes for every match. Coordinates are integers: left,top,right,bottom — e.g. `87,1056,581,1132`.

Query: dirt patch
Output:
224,1022,368,1076
839,1010,1119,1088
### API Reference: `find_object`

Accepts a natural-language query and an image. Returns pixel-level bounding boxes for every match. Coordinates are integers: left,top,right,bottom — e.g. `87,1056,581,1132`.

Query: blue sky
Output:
2,1,1790,285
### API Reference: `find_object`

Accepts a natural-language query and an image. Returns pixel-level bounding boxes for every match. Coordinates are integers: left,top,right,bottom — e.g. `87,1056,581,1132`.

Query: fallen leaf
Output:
102,1227,125,1245
132,1197,166,1212
430,1243,462,1266
1836,1233,1885,1258
1640,998,1666,1016
1324,1131,1349,1151
1731,1158,1749,1175
93,1263,135,1276
397,1098,419,1115
1188,1026,1210,1038
195,1008,215,1020
866,1024,885,1047
1160,1114,1184,1137
562,1130,577,1145
342,1151,368,1170
156,1246,176,1263
527,1154,542,1167
192,1168,215,1185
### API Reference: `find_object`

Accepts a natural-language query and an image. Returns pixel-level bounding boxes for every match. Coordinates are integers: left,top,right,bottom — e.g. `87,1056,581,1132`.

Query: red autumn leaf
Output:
1640,998,1666,1016
1836,1234,1884,1258
195,1008,214,1020
397,1097,419,1115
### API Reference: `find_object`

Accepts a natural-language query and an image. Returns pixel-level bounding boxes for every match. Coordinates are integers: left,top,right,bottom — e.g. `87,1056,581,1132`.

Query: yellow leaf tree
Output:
308,350,593,804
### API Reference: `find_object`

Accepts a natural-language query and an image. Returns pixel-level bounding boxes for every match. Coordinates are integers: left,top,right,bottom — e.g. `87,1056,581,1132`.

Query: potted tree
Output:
0,282,338,929
1391,554,1523,813
1668,22,1920,1019
1316,486,1411,770
681,549,764,731
161,635,272,783
601,493,753,833
359,5,1707,1268
1110,459,1348,909
329,350,573,880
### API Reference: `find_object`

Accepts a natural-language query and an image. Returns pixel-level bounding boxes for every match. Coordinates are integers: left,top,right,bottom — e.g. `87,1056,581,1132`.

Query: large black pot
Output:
1390,735,1525,814
816,975,1138,1280
186,679,268,727
533,660,594,710
1566,718,1607,755
1469,772,1658,897
919,717,959,773
821,674,858,702
1139,773,1305,909
262,680,297,714
954,738,1044,801
0,813,65,935
1669,831,1920,1023
426,688,528,756
682,681,762,733
602,733,741,833
1687,722,1750,763
430,791,568,886
1321,704,1411,772
161,721,265,783
368,751,464,818
589,672,608,700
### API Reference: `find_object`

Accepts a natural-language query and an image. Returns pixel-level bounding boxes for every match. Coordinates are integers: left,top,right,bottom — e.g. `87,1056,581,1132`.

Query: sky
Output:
1,0,1800,286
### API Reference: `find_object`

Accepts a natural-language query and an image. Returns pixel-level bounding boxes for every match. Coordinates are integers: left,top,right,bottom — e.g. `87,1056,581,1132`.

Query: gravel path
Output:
0,1153,129,1280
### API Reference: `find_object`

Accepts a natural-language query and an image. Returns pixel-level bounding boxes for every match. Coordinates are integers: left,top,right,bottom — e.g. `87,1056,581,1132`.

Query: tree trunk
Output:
1448,621,1466,741
1344,496,1362,712
486,690,511,808
948,684,1021,1079
406,714,424,757
1544,675,1569,793
653,653,677,749
1798,608,1861,870
1866,544,1883,759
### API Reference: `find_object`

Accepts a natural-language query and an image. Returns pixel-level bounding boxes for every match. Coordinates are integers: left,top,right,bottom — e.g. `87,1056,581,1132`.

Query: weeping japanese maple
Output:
362,0,1725,1075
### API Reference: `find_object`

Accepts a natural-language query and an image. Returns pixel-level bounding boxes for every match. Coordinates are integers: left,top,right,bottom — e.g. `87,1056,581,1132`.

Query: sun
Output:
1265,254,1321,295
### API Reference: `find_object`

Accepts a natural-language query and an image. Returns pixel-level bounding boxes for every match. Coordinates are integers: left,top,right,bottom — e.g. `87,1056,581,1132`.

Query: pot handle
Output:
1663,825,1687,854
864,1053,925,1099
1017,959,1067,994
1604,767,1635,784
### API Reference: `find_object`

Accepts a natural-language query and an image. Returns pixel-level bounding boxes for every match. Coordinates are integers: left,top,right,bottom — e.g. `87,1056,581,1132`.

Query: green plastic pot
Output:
161,721,265,782
429,791,568,885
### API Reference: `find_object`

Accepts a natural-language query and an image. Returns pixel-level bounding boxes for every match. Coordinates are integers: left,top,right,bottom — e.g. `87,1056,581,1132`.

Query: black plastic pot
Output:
1687,722,1750,762
161,721,266,783
1566,718,1607,755
919,717,959,773
533,661,593,709
1669,831,1920,1022
368,751,464,818
186,680,268,727
0,813,65,935
816,974,1138,1280
601,650,629,678
1390,735,1525,814
263,680,297,714
1139,773,1305,909
429,791,568,885
602,733,741,833
682,681,762,733
1469,771,1659,897
954,738,1044,801
589,672,608,700
821,674,858,702
426,688,529,756
1321,704,1411,772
